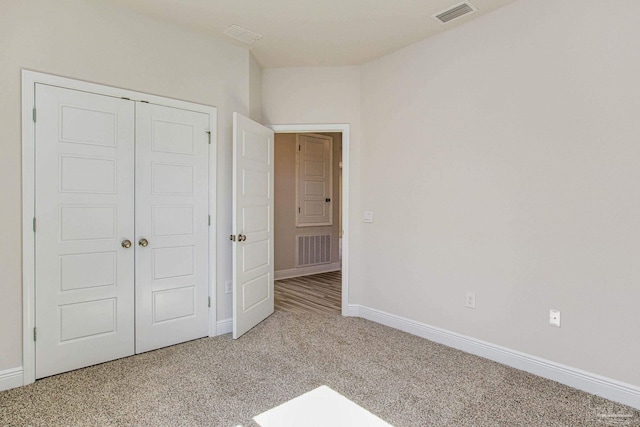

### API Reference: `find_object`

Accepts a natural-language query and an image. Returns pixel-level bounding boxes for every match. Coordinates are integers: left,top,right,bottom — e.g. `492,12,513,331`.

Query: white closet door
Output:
232,113,275,339
134,103,210,353
34,84,135,378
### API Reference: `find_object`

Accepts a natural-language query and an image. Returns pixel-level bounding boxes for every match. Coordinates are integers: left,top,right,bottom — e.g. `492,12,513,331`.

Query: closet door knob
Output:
138,238,149,247
121,239,132,249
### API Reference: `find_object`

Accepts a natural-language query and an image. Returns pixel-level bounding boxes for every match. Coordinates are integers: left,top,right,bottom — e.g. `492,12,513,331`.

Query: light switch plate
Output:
363,211,374,223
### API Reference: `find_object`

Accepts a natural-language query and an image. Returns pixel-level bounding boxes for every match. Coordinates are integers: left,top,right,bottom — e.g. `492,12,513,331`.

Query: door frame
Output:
270,124,350,315
21,70,218,385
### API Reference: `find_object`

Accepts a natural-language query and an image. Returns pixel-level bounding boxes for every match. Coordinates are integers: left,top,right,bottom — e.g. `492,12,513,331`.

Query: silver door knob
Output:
121,239,132,249
138,238,149,247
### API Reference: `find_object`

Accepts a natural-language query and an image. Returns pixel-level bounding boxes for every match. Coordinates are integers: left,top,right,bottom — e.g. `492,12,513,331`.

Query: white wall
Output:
262,0,640,390
249,53,263,123
0,0,250,371
359,0,640,387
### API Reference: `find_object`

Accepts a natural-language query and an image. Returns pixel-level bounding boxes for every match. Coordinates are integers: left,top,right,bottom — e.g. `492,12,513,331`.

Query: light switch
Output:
363,211,374,223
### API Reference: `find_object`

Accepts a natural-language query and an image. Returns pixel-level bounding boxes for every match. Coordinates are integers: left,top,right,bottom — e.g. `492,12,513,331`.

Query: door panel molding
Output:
21,70,217,385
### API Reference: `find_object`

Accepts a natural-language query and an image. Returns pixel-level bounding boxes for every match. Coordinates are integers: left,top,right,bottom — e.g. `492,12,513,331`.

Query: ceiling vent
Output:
223,24,263,44
433,1,477,24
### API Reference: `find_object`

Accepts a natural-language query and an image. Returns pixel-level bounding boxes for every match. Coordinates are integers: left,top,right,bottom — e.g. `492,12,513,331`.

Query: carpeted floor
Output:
1,311,638,426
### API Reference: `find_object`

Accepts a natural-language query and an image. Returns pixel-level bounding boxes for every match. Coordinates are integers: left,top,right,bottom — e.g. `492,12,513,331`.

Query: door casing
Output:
21,70,218,385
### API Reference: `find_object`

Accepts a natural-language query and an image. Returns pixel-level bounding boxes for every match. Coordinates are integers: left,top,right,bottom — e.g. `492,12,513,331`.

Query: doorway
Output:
271,125,350,316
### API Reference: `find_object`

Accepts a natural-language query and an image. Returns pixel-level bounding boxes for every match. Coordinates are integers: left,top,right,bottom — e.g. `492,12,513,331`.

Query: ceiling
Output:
112,0,517,68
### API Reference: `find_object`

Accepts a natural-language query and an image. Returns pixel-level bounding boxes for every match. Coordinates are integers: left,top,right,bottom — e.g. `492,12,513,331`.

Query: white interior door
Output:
34,84,135,378
297,133,333,226
134,103,210,353
232,113,275,339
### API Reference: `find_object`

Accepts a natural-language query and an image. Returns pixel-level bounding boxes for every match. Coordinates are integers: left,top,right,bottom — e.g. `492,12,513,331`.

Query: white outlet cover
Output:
549,309,561,327
225,280,233,294
465,292,476,309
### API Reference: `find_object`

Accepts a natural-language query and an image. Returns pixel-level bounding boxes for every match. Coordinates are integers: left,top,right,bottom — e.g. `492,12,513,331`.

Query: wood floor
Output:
274,270,341,315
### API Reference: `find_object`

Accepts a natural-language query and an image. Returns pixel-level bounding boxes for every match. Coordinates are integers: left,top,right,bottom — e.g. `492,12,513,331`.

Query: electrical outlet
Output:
549,309,561,327
465,292,476,309
224,280,233,294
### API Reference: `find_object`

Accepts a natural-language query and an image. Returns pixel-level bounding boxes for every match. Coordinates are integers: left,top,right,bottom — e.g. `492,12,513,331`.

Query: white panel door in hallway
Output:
297,133,333,226
33,83,212,378
34,84,136,378
232,113,275,339
134,103,210,353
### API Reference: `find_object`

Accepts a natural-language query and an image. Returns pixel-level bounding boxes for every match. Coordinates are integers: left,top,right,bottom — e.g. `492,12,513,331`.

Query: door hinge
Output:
32,108,36,123
206,131,211,144
208,296,211,308
33,217,36,232
33,327,37,341
298,144,301,151
208,215,211,226
298,207,301,213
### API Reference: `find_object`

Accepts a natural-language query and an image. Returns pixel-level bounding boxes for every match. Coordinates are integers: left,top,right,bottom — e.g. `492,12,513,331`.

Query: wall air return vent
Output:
223,24,263,44
433,1,477,24
296,234,331,267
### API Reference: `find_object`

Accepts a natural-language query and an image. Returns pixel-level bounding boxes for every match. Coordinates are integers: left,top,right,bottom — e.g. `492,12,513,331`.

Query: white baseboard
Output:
275,262,341,281
0,367,23,391
348,304,640,410
216,318,232,336
342,304,360,317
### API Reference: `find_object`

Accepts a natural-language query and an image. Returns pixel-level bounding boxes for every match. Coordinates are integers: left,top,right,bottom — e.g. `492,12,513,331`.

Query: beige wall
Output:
262,0,640,389
358,0,640,386
0,0,251,371
274,133,341,272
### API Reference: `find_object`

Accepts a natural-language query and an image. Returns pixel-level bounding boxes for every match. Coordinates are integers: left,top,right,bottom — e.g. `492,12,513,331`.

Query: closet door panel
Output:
135,103,210,353
34,84,135,379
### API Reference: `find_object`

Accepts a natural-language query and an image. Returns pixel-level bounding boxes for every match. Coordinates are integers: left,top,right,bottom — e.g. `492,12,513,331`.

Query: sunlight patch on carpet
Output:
253,385,393,427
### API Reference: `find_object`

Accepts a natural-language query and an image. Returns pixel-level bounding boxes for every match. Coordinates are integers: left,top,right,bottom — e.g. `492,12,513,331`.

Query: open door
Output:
232,113,275,339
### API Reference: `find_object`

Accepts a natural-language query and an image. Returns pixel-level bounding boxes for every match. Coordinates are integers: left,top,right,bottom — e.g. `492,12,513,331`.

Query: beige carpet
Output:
1,311,638,426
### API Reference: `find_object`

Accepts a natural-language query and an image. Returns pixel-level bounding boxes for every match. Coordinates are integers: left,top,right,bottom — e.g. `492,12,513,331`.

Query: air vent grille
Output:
297,234,331,267
223,24,262,44
433,2,477,24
